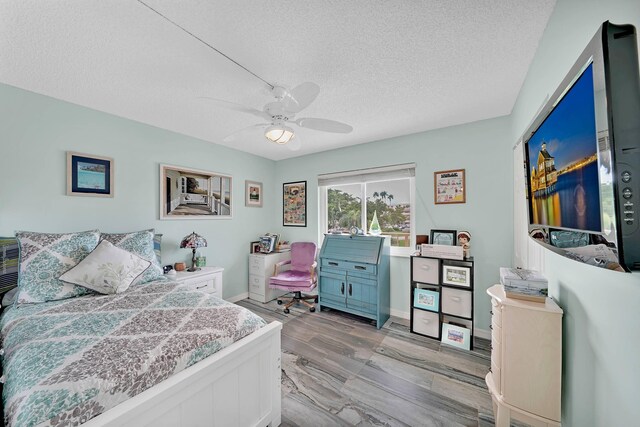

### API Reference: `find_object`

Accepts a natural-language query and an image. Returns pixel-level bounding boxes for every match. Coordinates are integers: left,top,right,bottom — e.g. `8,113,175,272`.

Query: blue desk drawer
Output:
321,258,377,275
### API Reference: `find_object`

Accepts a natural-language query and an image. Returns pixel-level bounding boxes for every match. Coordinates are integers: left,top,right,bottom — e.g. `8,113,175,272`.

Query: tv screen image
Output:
526,63,602,233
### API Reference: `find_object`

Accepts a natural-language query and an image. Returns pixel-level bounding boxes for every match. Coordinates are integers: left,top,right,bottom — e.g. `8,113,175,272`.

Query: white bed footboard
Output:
84,321,282,427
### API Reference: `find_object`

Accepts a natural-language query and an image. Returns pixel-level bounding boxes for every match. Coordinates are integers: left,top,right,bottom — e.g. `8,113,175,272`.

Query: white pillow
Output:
59,240,151,294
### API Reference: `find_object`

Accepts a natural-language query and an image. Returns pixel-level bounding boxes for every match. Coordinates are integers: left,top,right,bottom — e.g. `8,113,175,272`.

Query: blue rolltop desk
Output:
318,234,390,329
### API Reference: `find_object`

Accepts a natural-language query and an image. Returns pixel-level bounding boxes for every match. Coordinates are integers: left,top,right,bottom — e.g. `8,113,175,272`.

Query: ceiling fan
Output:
201,82,353,151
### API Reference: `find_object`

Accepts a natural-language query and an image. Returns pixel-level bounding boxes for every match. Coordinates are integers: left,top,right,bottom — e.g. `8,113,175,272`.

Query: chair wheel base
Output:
309,307,316,312
283,308,290,314
277,300,283,305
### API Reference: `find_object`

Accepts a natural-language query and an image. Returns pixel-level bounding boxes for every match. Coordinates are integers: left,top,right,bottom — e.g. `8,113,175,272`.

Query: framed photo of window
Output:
66,152,114,197
442,264,471,287
434,169,465,204
283,181,306,227
430,229,457,246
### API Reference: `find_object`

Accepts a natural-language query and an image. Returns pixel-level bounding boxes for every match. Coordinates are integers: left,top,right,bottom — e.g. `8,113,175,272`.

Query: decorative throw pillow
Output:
153,233,162,265
101,229,165,284
59,240,150,294
15,230,100,304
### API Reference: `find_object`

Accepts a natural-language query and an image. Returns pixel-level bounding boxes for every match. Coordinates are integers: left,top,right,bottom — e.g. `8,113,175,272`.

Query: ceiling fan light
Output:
265,125,294,144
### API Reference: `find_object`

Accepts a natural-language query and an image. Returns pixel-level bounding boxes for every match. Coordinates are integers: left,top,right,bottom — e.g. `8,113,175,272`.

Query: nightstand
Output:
171,266,224,298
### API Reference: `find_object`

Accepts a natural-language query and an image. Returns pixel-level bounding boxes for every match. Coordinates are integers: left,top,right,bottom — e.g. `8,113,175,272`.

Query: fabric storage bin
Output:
441,287,472,318
412,257,439,284
412,309,439,337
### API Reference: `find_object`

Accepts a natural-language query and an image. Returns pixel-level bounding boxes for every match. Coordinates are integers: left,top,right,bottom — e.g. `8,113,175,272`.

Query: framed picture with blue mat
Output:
67,151,114,197
413,288,439,312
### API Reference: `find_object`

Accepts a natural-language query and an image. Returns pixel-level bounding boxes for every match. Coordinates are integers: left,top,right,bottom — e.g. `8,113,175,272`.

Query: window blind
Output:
317,163,416,186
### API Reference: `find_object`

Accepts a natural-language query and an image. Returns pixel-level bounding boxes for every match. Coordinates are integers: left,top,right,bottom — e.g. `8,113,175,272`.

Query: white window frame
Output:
318,164,416,257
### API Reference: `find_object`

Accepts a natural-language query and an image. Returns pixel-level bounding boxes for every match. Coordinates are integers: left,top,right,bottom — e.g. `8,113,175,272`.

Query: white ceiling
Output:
0,1,556,161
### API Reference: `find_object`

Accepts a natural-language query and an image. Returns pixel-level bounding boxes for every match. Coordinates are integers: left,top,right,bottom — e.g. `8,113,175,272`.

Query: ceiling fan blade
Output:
282,82,320,113
199,97,270,120
222,123,268,143
294,117,353,133
287,134,302,152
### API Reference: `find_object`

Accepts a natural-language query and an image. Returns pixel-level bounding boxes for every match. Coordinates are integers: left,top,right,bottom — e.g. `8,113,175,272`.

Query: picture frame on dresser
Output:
429,229,457,246
442,264,471,287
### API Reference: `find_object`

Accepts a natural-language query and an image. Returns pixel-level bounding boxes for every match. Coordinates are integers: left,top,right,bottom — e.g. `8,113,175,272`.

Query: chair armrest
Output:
273,259,291,276
310,261,318,281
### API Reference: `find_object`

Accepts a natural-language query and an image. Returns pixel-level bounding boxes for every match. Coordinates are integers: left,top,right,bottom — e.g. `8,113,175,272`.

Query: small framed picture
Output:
245,180,263,207
441,322,471,350
430,229,457,246
442,264,471,287
250,241,261,254
434,169,465,204
66,152,114,197
413,288,439,312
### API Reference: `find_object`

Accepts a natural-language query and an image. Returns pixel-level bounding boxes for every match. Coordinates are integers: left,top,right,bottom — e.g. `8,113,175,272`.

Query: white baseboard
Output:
474,327,490,340
390,308,410,319
227,292,249,303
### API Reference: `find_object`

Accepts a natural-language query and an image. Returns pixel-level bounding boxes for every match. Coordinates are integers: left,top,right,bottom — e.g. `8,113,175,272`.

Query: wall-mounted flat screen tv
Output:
525,63,602,233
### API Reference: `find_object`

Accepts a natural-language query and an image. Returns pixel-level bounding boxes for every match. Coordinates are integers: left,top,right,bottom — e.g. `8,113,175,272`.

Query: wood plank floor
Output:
237,299,529,427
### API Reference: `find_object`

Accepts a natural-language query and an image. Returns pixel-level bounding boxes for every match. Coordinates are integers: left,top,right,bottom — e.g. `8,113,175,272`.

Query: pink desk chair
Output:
269,242,318,313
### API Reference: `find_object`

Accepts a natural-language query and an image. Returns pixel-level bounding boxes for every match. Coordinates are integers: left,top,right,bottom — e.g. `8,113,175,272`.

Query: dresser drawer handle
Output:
196,284,208,290
490,325,493,330
354,265,366,270
329,261,339,266
490,310,493,315
451,296,461,302
341,283,345,294
421,265,430,270
348,283,352,296
489,367,492,373
421,319,431,323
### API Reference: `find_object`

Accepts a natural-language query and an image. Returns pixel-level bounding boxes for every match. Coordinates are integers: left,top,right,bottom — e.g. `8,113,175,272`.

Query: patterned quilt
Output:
0,281,267,427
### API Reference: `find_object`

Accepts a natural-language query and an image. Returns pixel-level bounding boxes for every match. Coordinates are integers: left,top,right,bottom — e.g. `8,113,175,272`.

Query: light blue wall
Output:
274,116,513,330
0,83,277,300
509,0,640,425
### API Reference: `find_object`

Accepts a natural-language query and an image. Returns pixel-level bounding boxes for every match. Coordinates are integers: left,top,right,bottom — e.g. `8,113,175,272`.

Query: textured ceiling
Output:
0,0,556,160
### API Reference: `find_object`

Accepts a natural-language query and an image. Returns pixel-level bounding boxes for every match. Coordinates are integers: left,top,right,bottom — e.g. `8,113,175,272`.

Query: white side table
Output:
171,266,224,299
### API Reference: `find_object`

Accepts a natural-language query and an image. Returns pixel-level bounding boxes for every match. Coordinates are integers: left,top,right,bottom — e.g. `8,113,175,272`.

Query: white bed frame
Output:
84,321,282,427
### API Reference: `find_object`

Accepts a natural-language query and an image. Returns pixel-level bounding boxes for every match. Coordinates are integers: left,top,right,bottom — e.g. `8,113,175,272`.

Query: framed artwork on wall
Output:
245,180,263,207
66,152,114,197
283,181,307,227
159,164,232,220
434,169,465,204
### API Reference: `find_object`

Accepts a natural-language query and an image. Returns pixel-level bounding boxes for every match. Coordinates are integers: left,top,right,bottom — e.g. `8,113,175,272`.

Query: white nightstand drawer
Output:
441,287,472,318
249,275,265,296
172,267,223,297
183,278,215,294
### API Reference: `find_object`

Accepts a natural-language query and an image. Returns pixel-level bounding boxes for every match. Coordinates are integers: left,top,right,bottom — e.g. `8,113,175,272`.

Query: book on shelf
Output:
503,284,548,303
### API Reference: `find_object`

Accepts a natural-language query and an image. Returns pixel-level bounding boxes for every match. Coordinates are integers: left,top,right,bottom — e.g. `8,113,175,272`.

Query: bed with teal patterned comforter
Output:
0,281,266,427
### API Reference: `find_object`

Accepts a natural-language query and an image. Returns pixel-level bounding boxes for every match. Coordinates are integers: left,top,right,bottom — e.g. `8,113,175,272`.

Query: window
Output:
319,164,415,256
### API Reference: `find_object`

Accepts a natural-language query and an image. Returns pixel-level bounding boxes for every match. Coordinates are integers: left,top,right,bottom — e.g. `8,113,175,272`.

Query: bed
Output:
0,281,281,426
0,280,282,427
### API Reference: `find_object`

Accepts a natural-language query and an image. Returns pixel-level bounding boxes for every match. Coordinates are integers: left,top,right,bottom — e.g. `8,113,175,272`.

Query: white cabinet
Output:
248,252,290,303
486,284,563,427
173,266,223,298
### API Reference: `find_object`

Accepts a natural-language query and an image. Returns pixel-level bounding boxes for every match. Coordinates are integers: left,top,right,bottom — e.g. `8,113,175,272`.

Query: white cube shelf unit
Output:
410,255,475,350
